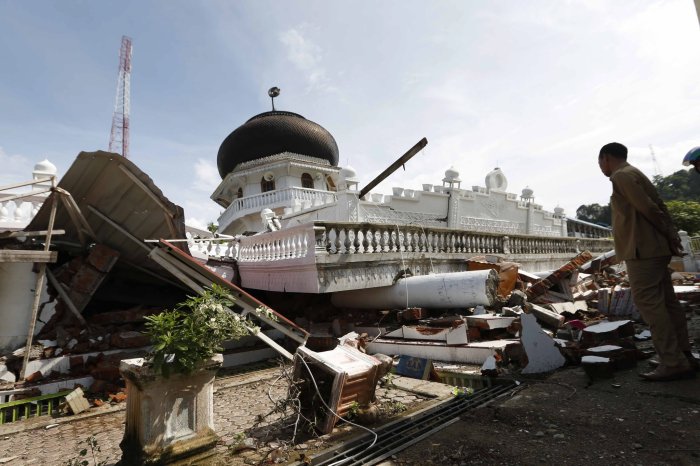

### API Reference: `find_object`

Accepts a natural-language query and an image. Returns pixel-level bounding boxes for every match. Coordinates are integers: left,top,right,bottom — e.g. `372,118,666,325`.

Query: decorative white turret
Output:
32,159,57,193
442,166,461,189
338,166,359,191
485,167,507,192
521,186,534,201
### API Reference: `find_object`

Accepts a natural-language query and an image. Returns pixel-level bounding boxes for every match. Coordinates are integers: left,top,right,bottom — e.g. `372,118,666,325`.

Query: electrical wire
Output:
295,353,378,466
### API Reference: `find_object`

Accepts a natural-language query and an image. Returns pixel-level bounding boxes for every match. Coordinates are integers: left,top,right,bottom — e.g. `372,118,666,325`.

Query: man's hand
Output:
669,234,686,257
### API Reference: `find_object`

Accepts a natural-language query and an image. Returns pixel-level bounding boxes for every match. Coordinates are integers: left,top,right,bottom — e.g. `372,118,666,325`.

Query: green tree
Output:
654,169,700,201
576,203,611,226
665,201,700,236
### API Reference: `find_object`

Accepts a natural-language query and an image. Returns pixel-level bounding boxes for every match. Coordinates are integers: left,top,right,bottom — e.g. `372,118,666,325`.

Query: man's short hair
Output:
600,142,628,160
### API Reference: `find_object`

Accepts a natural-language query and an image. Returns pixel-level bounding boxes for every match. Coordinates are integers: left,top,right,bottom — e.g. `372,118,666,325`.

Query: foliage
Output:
382,400,407,416
65,435,106,466
575,203,611,226
347,401,361,420
207,221,218,234
382,372,397,389
226,432,248,453
144,284,274,376
665,201,700,236
653,170,700,201
451,386,475,397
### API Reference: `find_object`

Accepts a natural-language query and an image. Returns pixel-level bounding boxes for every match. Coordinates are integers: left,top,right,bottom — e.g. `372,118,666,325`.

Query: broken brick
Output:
109,392,127,403
110,331,150,348
25,371,43,383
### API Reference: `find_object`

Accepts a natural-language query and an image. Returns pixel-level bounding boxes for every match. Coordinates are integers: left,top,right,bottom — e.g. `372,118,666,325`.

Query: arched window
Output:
301,173,314,189
237,187,243,198
261,177,275,192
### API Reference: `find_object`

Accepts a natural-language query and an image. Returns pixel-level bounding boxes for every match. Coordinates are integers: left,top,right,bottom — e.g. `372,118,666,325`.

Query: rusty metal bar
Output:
358,138,428,200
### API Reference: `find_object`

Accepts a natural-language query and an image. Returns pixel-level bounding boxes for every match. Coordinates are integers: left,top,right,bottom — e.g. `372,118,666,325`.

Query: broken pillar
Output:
330,269,499,309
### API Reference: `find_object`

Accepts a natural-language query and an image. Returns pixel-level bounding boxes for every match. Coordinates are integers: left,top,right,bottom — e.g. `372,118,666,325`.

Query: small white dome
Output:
443,166,461,182
521,186,534,198
33,159,57,175
485,167,507,191
339,166,359,183
554,205,565,215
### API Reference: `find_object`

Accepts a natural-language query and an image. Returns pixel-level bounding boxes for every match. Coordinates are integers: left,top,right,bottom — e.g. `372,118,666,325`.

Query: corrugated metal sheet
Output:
28,151,188,272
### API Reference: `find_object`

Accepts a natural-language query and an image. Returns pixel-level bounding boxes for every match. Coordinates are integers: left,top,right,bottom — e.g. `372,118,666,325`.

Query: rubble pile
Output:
293,251,700,385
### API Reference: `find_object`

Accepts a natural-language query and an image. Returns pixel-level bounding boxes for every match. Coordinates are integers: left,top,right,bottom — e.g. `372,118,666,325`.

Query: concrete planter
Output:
118,354,223,465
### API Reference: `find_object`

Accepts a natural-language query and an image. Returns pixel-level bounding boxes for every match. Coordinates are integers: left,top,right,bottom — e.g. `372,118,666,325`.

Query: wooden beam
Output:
0,229,65,239
45,268,88,326
118,164,174,218
0,177,54,192
55,188,98,242
0,250,58,263
86,204,151,252
20,191,58,380
0,189,52,203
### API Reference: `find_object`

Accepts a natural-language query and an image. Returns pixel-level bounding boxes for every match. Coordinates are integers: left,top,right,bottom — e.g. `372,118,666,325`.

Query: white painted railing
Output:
0,196,47,229
237,223,316,262
219,187,338,226
231,221,614,262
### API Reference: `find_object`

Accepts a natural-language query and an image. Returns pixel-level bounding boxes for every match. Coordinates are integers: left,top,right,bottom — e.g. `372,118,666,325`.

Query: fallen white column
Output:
331,270,499,309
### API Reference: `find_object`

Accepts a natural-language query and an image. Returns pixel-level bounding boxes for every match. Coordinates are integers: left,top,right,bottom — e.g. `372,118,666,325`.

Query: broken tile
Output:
520,313,566,374
581,320,635,346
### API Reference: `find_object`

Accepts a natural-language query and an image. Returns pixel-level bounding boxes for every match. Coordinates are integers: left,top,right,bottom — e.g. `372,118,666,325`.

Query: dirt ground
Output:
389,364,700,466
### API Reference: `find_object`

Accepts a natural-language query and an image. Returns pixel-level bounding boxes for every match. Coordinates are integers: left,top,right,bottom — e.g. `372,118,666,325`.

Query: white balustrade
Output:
0,198,44,228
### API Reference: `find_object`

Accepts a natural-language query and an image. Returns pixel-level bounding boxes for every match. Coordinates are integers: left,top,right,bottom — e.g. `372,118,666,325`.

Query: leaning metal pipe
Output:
331,269,499,309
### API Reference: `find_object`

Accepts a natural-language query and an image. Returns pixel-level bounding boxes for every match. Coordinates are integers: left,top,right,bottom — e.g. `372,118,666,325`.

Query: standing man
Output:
599,142,696,381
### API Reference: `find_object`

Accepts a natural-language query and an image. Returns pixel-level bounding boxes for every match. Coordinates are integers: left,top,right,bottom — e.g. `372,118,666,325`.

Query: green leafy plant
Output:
144,284,272,376
347,401,361,420
65,435,106,466
451,386,475,397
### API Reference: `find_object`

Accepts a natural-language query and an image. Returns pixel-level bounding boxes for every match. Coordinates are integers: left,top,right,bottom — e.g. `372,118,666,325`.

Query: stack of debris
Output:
292,250,700,387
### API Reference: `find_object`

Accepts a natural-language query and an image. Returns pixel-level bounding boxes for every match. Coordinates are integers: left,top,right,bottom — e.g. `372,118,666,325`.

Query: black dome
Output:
216,111,339,178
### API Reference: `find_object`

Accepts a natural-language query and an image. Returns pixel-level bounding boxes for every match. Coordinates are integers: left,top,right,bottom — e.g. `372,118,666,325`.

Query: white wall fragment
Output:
520,313,566,374
0,364,16,383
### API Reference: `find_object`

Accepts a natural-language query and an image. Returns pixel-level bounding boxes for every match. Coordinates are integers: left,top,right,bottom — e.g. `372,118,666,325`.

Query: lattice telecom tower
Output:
109,36,132,158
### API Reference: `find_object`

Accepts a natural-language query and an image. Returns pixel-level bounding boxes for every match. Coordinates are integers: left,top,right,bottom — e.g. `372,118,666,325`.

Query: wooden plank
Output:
0,189,52,203
56,188,98,241
118,164,174,217
45,268,88,326
0,250,57,263
0,177,54,192
21,189,58,380
86,204,151,252
0,230,65,239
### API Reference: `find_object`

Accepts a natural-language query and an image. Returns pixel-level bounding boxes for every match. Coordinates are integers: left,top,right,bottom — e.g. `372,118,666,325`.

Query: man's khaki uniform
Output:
610,162,690,368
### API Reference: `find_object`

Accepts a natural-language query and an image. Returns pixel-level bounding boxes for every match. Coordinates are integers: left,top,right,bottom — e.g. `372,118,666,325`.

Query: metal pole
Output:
358,138,428,200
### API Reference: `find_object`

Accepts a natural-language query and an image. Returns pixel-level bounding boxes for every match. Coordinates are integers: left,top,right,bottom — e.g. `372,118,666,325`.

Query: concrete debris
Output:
581,355,614,380
520,313,566,374
64,386,90,415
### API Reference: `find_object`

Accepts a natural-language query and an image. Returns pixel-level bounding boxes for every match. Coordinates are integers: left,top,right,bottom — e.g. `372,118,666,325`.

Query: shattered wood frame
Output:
148,240,308,360
0,177,59,380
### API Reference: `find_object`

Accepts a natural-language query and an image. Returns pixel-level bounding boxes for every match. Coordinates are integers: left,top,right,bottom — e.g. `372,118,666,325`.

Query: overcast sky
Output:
1,1,699,229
